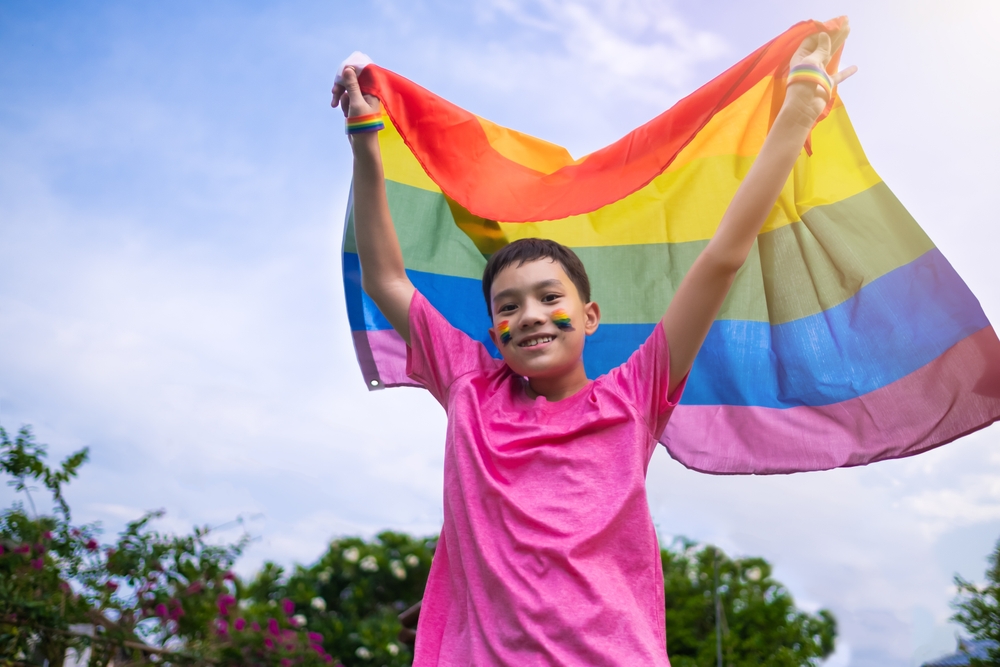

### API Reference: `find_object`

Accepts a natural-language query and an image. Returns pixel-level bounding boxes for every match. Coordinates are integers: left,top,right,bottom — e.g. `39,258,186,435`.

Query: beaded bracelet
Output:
345,112,385,135
787,63,834,98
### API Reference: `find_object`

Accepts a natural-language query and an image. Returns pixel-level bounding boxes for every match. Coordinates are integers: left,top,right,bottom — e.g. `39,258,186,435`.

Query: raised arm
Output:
333,67,415,343
661,24,856,393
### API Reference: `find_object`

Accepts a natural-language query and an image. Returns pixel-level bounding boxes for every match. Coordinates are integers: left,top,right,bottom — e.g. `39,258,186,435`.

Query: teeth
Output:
520,336,554,347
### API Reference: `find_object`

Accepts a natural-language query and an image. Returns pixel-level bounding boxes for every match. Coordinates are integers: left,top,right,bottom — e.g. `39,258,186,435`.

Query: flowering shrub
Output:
2,422,837,666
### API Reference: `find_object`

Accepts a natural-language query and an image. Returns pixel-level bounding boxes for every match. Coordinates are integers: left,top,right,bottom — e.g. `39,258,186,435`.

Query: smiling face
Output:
488,258,601,380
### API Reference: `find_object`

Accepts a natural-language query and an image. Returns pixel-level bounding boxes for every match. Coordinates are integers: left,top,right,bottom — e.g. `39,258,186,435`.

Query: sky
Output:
1,1,999,665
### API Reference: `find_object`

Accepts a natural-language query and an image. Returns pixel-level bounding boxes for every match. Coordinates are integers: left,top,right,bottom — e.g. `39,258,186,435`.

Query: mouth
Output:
518,334,556,349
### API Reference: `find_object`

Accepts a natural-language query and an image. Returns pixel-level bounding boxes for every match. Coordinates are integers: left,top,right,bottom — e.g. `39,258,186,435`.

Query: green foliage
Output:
1,422,839,666
0,425,334,666
250,532,434,666
953,536,1000,666
663,540,836,667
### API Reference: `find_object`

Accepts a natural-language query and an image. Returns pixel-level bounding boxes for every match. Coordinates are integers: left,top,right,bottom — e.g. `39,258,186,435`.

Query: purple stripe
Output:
662,327,1000,474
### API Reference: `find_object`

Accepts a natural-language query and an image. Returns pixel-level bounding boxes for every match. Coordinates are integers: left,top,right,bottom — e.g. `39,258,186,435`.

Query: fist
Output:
786,20,858,120
332,66,381,119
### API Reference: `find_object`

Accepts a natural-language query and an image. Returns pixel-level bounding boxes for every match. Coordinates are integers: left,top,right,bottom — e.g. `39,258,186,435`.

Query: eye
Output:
497,303,516,314
541,293,561,303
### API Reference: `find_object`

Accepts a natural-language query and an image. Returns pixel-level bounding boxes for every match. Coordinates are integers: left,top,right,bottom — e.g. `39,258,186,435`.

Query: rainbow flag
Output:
342,18,1000,474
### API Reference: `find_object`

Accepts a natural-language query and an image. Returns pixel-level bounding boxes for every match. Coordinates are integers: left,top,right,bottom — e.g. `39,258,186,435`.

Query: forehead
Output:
491,258,576,299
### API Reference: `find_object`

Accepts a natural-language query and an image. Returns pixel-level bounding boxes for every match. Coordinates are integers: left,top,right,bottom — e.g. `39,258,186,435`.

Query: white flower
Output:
745,567,762,582
355,646,372,659
317,569,332,584
359,555,379,572
387,643,400,656
342,547,360,563
404,554,419,568
292,614,307,627
310,596,327,611
389,559,407,580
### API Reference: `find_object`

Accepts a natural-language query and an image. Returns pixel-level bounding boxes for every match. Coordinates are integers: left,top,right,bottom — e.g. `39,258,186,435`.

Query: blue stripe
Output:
343,249,989,407
343,252,500,356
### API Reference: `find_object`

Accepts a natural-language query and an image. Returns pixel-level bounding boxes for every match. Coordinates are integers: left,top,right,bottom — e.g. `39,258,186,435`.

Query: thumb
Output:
340,67,369,116
814,31,832,65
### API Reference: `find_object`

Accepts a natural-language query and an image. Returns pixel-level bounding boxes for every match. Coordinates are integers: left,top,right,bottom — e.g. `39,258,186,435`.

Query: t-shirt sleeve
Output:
604,321,688,438
406,291,497,405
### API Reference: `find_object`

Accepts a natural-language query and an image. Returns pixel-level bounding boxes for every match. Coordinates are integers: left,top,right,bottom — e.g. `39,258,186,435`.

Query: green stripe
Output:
360,179,932,325
345,180,487,279
573,183,933,324
760,181,934,323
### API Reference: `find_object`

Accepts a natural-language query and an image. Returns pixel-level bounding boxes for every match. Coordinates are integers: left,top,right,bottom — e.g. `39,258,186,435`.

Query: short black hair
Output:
482,238,591,314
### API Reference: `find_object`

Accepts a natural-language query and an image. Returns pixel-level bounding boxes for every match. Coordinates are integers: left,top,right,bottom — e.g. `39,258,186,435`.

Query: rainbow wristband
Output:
345,112,385,134
787,63,834,98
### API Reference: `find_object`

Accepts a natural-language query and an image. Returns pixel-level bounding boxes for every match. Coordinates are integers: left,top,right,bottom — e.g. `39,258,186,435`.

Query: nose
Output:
519,299,547,329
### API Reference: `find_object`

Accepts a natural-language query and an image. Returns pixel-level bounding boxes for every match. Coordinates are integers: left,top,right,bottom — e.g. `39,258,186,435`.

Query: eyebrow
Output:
492,279,565,306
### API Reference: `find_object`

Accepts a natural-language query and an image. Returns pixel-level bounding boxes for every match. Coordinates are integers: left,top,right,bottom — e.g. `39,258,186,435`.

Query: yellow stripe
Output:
379,115,440,193
381,86,880,250
480,105,881,249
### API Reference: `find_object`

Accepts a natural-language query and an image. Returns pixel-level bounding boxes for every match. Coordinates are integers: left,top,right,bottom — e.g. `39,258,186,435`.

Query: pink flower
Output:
282,659,292,667
71,528,81,537
282,598,295,616
85,539,98,551
216,619,228,635
168,601,184,620
308,632,323,644
154,603,168,618
59,582,71,593
185,581,203,595
31,557,44,570
323,657,333,664
267,618,280,636
234,617,246,631
264,637,274,650
251,621,261,632
0,545,5,555
15,544,30,554
223,571,236,581
217,593,236,616
42,531,53,540
106,581,119,592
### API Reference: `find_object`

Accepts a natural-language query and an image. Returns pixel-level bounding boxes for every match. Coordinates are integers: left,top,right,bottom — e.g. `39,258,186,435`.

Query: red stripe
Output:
359,18,846,222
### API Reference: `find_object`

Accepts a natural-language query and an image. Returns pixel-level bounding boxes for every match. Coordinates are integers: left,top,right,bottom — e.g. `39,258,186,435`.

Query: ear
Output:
583,301,601,335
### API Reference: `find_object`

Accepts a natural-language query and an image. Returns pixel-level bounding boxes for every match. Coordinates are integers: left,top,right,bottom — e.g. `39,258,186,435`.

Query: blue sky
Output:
2,2,999,665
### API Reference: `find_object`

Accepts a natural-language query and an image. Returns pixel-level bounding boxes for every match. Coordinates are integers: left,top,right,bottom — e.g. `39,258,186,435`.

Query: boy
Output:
333,25,854,667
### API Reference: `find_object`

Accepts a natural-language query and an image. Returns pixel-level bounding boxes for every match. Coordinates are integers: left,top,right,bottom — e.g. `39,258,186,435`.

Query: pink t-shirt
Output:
406,292,685,667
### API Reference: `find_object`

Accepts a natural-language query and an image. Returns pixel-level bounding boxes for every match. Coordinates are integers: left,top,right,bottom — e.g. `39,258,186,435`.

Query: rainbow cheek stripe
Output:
552,309,574,331
497,320,512,346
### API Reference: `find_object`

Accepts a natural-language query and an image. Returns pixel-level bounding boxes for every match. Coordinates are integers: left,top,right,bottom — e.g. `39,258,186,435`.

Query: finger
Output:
331,82,346,108
832,64,858,85
815,31,832,63
829,23,851,55
340,91,350,117
340,67,370,116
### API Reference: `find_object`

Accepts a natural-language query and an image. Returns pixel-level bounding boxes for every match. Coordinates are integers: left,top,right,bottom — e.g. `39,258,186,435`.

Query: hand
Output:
331,66,381,119
785,21,858,122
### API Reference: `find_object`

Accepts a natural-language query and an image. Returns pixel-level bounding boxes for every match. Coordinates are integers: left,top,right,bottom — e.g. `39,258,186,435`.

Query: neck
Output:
526,362,590,402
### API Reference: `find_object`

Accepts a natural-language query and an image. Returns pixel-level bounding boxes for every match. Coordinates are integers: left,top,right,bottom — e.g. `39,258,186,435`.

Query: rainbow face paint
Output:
552,309,574,331
497,320,512,346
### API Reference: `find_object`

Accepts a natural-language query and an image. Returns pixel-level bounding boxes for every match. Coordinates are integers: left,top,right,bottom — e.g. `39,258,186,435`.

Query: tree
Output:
663,540,836,667
1,422,838,666
953,536,1000,666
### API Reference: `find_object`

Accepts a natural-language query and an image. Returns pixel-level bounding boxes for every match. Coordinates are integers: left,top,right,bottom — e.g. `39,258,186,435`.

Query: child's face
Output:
488,258,600,380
